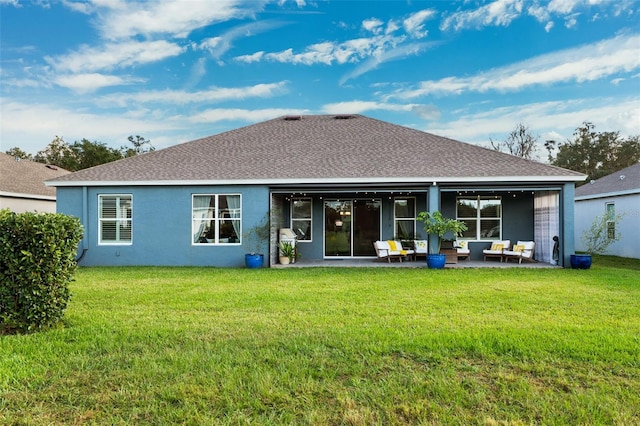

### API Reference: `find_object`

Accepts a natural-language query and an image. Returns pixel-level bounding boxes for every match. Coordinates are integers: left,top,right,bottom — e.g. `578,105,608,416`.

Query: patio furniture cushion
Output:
374,241,414,262
504,241,536,263
483,240,511,261
387,240,407,255
455,239,470,260
413,240,428,260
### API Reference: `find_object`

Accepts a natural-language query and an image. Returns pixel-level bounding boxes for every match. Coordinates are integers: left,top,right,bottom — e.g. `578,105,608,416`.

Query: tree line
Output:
5,135,155,172
5,122,639,183
490,122,640,184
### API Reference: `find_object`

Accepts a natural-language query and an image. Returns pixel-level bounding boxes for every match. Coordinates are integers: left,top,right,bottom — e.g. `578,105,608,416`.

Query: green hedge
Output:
0,210,83,334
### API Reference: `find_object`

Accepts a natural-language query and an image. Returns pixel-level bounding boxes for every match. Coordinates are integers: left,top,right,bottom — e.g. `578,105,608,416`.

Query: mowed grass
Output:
1,259,639,425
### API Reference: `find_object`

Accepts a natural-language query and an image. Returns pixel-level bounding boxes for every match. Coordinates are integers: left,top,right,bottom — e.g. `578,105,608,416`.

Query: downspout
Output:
561,183,576,268
76,186,89,263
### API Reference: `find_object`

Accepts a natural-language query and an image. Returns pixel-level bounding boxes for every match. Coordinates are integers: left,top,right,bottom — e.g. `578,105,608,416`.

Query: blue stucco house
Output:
47,115,586,267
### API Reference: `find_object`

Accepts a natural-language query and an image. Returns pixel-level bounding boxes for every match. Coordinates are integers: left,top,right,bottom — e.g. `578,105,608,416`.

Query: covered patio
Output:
272,258,559,268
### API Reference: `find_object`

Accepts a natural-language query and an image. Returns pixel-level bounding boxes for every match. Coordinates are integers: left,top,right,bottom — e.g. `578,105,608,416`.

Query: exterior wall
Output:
55,183,578,266
0,195,57,213
56,185,271,267
575,193,640,259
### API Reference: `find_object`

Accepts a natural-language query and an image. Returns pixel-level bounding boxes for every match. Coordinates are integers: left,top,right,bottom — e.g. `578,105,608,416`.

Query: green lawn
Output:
1,259,639,425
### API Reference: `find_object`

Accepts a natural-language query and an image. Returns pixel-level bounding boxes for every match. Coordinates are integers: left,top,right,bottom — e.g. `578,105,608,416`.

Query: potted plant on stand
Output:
571,211,623,269
417,210,468,269
243,213,270,269
277,240,297,265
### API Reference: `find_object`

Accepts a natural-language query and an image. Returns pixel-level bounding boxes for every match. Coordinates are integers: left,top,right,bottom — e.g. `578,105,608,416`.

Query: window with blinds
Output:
99,194,132,244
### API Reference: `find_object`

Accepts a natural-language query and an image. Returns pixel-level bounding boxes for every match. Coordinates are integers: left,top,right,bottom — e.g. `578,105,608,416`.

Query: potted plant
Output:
243,213,270,268
417,210,468,269
571,211,623,269
277,240,297,265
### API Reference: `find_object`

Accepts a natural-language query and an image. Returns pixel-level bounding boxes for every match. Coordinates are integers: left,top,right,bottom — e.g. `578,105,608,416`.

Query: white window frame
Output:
291,197,312,242
98,194,133,245
192,194,242,246
393,197,416,239
456,196,502,241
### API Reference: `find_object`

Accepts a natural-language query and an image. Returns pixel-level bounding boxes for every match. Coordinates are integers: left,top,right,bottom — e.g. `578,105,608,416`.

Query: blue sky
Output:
1,0,639,159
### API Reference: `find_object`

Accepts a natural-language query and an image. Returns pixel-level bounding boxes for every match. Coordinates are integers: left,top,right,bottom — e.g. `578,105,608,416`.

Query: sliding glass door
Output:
324,199,381,257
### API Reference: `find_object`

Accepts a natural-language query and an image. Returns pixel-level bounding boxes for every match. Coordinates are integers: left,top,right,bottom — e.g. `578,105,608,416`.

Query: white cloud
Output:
97,82,289,107
234,9,436,82
185,57,207,89
426,97,640,146
390,33,640,98
403,9,436,38
362,18,384,34
197,20,287,60
62,0,93,14
46,40,185,73
339,42,434,85
547,0,580,15
54,73,142,93
246,31,425,77
0,100,178,154
187,108,307,123
321,100,438,117
442,0,635,32
564,14,579,28
94,0,264,40
440,0,524,31
323,101,405,114
235,51,265,63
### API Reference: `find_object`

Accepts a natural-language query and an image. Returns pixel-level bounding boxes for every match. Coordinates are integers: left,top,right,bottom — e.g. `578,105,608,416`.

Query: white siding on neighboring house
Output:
575,194,640,259
574,163,640,259
0,194,57,213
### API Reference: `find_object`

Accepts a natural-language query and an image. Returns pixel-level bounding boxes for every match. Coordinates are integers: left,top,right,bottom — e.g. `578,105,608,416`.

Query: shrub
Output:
581,211,623,254
0,210,83,334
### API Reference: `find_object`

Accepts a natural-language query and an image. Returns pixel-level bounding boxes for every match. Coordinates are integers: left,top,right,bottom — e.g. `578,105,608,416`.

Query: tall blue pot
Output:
426,254,446,269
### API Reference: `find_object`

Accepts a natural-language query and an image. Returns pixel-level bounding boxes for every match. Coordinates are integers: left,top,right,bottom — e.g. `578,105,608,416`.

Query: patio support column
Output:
428,183,440,252
561,183,576,267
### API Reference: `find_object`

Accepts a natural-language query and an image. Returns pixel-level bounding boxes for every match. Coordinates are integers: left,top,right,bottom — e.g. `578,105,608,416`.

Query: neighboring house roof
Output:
48,115,585,187
0,152,70,200
575,162,640,200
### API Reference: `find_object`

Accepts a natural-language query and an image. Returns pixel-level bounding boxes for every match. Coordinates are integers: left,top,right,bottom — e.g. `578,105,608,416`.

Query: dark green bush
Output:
0,210,83,334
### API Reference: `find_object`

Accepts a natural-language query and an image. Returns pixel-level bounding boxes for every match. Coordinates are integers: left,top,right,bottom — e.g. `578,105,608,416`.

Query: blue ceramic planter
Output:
426,254,446,269
570,254,592,269
245,253,264,268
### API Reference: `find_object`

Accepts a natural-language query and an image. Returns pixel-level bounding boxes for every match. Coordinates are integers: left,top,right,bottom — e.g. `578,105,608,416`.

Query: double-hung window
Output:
457,196,502,240
192,194,241,245
394,197,416,239
99,194,132,244
291,198,312,241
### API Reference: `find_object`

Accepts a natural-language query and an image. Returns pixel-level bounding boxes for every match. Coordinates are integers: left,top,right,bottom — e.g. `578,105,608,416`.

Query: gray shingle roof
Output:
1,153,70,198
575,162,640,198
48,115,585,186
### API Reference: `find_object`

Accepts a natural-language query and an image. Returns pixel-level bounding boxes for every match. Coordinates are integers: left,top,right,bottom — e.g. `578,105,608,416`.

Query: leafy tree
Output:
34,136,76,170
4,147,32,160
121,135,155,157
32,135,153,171
70,139,123,170
490,123,538,160
552,122,640,183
